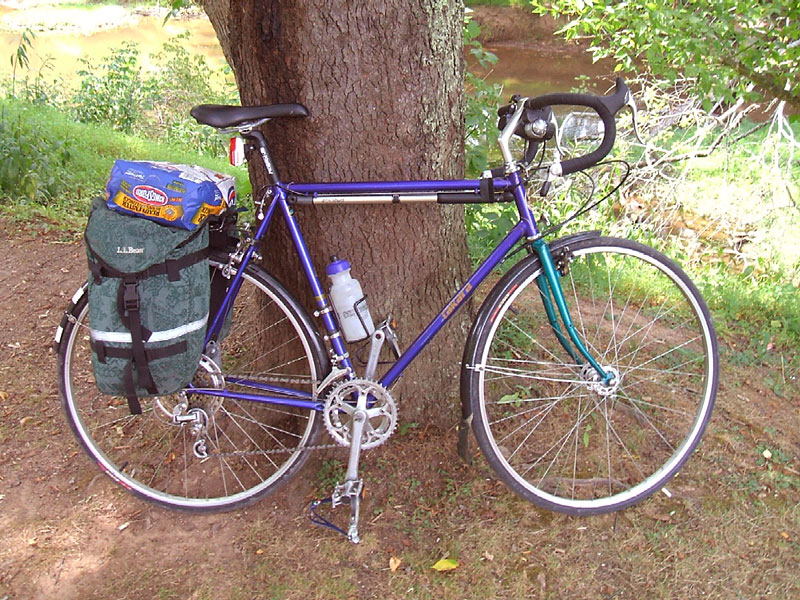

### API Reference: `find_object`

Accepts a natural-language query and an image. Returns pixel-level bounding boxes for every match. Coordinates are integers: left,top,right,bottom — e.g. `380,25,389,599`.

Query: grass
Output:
1,31,798,599
0,98,249,232
193,420,799,599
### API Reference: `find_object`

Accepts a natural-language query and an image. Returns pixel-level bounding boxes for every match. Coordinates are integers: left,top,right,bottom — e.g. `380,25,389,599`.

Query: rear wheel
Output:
57,257,328,512
462,236,718,514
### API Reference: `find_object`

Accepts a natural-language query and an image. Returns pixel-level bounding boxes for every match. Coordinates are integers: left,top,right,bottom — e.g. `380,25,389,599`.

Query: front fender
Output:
456,230,601,463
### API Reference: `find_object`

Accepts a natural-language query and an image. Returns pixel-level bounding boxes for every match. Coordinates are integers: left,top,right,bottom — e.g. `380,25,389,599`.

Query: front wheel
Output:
462,236,718,515
56,256,328,512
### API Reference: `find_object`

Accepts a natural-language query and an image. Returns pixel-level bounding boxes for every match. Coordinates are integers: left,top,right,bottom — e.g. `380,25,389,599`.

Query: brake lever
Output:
623,90,644,144
550,110,565,156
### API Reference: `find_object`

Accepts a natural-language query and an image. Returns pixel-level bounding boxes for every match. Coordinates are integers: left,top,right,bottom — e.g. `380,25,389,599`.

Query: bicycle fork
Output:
531,239,612,384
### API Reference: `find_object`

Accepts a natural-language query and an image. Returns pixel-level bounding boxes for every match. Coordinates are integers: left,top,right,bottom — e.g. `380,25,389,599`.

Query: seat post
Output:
243,129,281,185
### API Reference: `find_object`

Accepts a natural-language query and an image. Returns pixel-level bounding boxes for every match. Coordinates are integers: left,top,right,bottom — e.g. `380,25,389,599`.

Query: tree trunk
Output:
201,0,471,419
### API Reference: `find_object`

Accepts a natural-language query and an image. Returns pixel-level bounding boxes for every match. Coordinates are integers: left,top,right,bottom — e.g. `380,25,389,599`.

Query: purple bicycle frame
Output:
197,170,540,410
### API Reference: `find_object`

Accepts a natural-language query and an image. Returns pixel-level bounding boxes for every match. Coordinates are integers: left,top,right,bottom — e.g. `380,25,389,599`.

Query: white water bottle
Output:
327,256,375,342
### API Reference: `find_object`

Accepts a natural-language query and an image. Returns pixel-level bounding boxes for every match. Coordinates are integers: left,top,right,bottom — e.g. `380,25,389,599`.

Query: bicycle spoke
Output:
470,239,717,513
59,260,323,511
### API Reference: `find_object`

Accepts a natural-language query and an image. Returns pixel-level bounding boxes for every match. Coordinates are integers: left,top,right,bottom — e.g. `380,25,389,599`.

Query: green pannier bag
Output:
84,198,209,414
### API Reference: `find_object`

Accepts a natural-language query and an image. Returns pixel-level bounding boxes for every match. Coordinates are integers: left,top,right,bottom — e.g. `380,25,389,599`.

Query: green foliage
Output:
0,109,72,203
464,15,512,260
0,100,248,230
314,458,346,496
464,16,504,177
147,33,238,156
9,29,35,98
6,28,62,107
73,42,154,133
68,36,235,153
698,262,800,353
465,0,529,8
465,202,517,261
529,0,800,110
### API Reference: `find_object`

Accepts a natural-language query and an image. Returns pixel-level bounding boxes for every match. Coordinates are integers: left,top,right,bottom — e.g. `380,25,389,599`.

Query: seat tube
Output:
244,130,281,184
276,190,352,366
244,130,350,365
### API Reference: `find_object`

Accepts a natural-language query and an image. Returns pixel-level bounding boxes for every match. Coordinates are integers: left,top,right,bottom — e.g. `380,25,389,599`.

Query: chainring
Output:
323,378,397,450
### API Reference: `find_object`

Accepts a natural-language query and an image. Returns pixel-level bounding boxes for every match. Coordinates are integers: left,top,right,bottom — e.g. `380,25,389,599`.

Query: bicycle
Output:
55,78,718,543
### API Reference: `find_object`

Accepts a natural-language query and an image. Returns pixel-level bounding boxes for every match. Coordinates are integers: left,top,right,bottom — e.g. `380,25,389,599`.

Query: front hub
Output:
582,364,621,397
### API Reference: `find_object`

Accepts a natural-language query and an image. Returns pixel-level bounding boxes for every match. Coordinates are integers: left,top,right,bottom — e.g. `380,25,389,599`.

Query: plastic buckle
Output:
122,281,140,313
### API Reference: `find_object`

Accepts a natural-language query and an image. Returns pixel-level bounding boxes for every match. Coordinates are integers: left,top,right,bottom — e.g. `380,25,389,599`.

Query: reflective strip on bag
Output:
90,313,209,344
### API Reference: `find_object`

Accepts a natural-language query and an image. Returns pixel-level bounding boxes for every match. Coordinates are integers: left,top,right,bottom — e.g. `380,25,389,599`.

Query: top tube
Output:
284,178,513,195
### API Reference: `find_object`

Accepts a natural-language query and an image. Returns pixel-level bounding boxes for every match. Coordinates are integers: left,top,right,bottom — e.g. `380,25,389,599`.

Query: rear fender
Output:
53,282,89,354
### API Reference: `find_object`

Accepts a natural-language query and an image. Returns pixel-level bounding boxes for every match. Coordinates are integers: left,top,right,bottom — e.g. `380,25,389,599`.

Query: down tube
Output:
379,221,528,388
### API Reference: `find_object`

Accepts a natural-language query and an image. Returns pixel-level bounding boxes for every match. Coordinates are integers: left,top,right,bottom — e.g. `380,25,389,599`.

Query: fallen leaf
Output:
389,556,401,572
431,557,459,572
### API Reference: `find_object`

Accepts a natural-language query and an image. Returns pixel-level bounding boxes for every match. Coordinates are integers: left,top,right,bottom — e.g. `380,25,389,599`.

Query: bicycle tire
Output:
56,254,328,512
461,236,718,515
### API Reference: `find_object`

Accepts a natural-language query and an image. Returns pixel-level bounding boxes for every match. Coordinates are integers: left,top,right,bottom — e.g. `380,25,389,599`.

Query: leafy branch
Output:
529,0,800,112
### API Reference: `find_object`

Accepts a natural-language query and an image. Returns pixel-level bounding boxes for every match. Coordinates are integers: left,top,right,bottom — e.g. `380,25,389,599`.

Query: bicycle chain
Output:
225,374,315,387
210,442,344,458
199,375,340,458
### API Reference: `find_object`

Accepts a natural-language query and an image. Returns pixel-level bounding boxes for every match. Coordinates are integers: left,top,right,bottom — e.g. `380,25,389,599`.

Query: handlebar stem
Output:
498,97,529,173
497,77,632,185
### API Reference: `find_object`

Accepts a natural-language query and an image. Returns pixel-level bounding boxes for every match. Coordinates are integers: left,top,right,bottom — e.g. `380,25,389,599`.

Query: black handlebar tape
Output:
525,77,630,176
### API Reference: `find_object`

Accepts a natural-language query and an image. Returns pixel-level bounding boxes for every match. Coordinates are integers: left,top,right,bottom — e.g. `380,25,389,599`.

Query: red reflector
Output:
229,137,245,166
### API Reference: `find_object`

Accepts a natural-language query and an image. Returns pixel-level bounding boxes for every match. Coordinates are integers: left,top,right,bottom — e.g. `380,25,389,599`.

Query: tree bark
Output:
201,0,472,418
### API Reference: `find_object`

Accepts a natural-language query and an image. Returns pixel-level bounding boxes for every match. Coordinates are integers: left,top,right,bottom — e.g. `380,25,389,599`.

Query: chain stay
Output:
192,368,339,457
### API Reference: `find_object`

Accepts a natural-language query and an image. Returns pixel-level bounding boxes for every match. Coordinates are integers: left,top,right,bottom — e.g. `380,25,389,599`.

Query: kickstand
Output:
309,478,364,543
310,381,370,543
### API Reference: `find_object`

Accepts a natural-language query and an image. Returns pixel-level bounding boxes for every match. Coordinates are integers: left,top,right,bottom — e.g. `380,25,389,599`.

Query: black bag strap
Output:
119,275,155,414
122,362,142,415
92,337,189,415
91,339,189,363
85,237,209,284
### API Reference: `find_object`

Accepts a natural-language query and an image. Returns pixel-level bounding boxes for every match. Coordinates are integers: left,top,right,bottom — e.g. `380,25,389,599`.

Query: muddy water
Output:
0,12,227,83
1,10,605,96
478,45,614,98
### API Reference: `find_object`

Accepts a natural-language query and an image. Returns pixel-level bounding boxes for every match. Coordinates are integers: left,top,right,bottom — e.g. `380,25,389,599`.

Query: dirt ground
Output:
0,220,325,600
1,2,799,597
0,213,798,600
